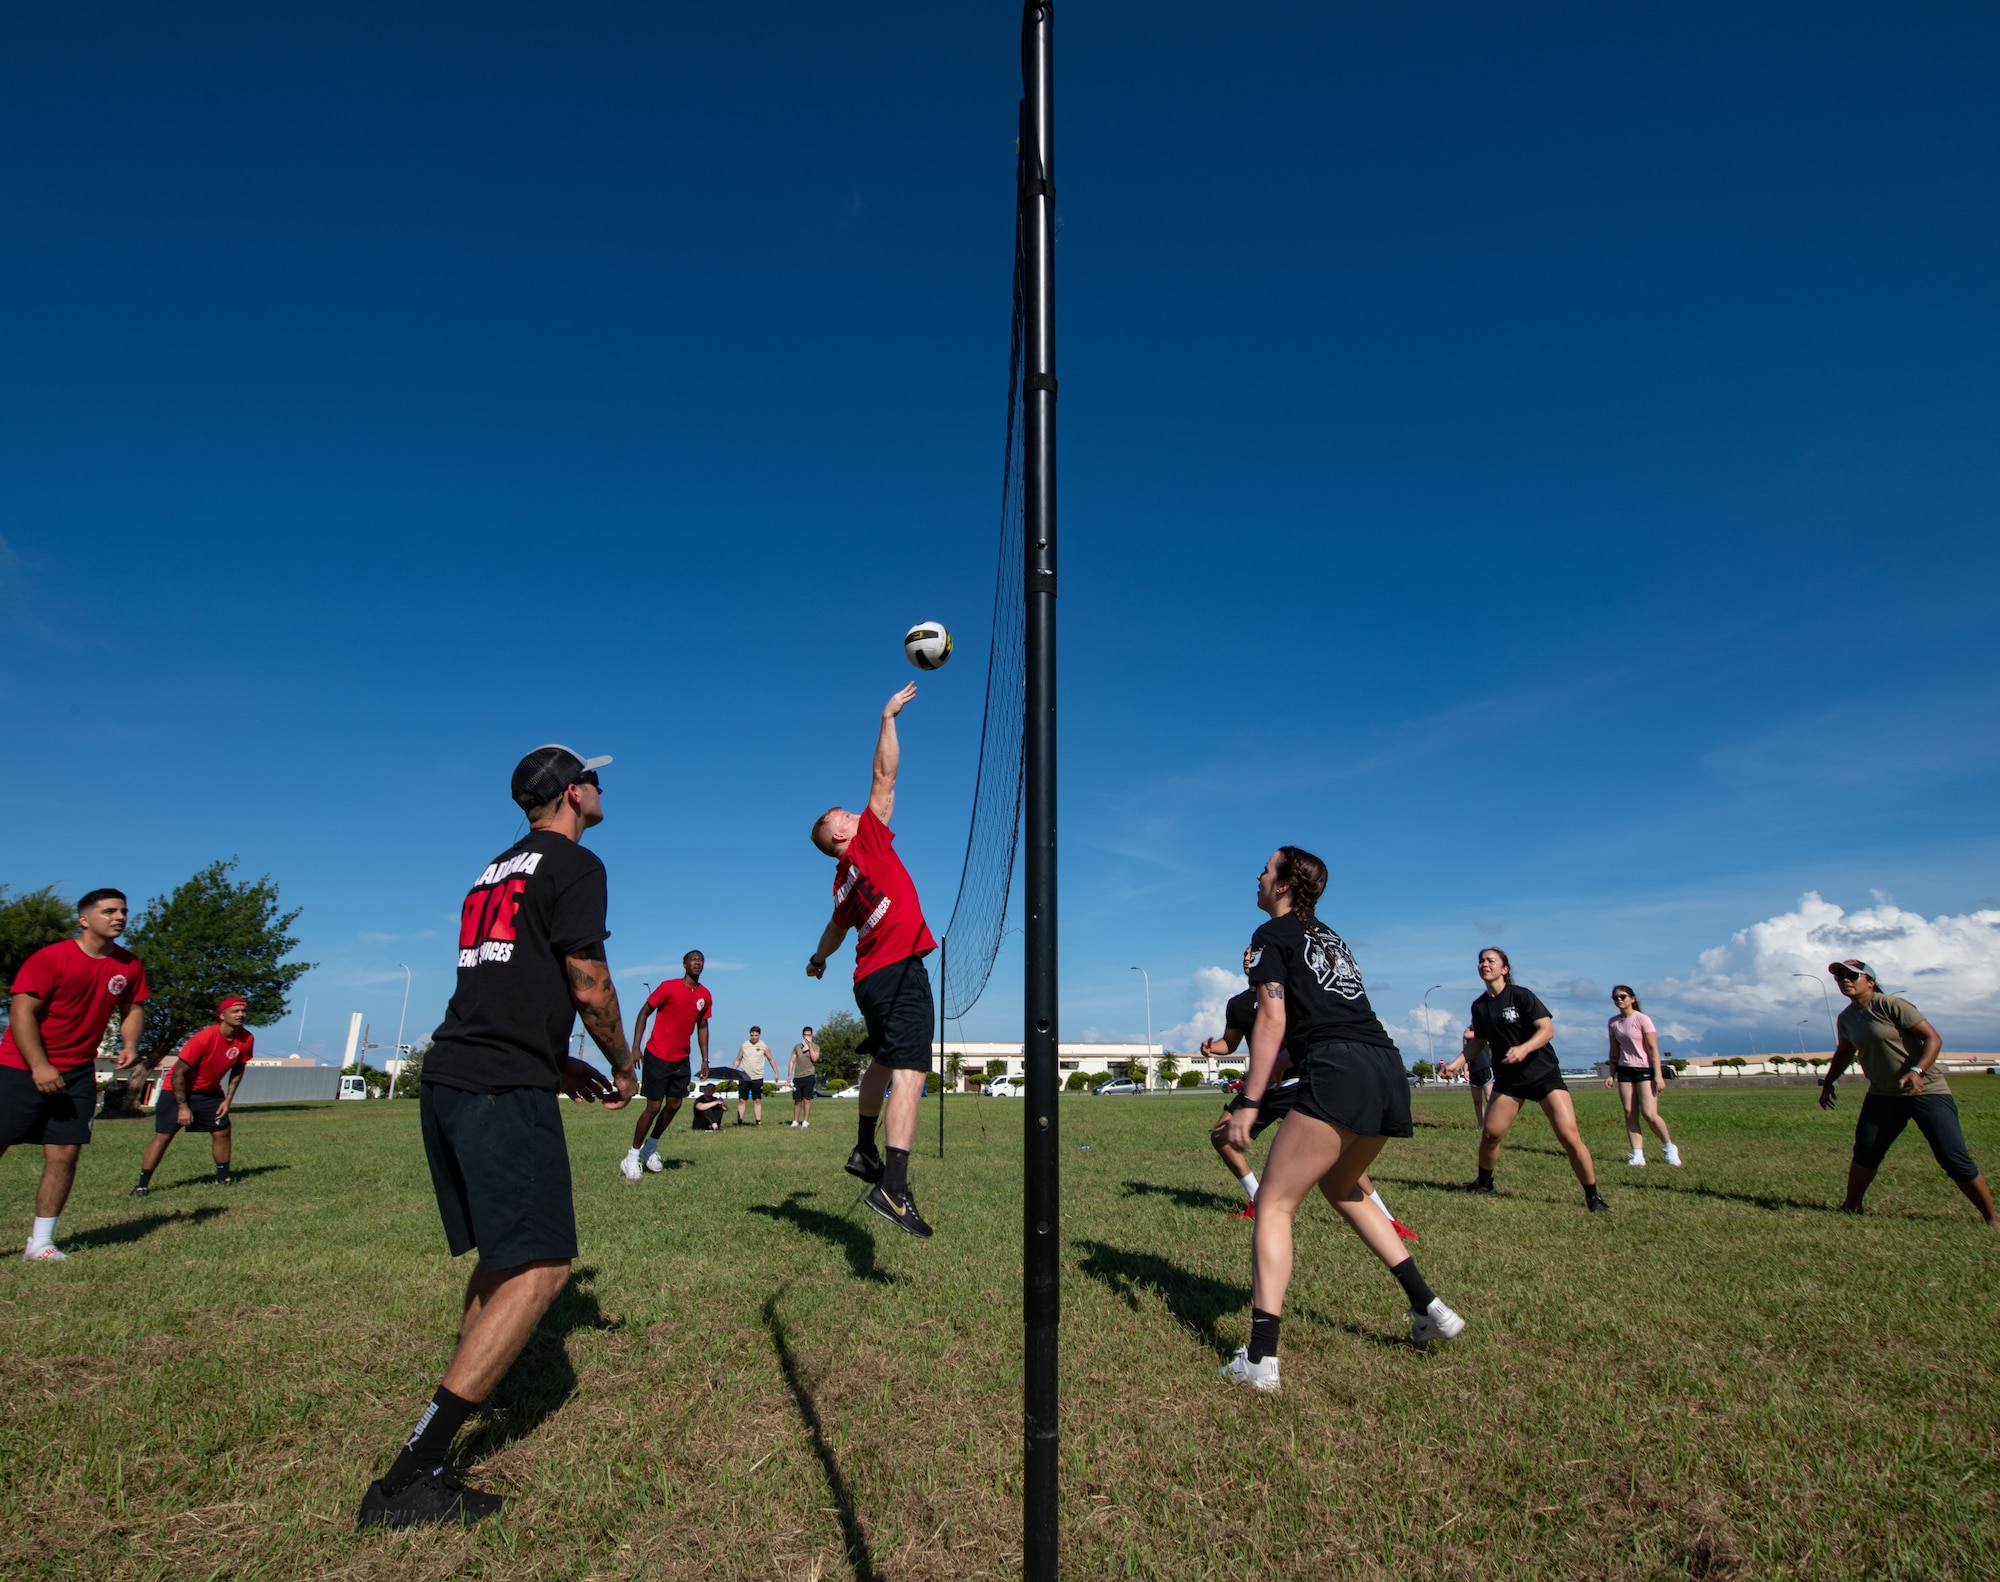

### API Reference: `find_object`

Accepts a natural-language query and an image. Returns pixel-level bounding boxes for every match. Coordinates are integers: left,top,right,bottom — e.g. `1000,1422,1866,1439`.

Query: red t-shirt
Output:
174,1025,256,1093
0,939,151,1070
644,979,714,1060
832,808,936,982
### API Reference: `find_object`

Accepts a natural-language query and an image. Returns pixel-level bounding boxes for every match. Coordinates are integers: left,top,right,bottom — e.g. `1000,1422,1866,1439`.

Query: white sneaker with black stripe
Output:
1219,1345,1280,1392
1407,1298,1465,1348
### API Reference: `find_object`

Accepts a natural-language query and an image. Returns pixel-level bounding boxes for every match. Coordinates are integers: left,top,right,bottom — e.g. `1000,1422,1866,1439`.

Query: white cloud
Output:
1159,966,1242,1053
1649,891,2000,1049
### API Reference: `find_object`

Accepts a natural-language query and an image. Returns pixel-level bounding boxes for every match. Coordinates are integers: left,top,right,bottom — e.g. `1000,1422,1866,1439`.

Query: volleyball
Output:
904,621,953,670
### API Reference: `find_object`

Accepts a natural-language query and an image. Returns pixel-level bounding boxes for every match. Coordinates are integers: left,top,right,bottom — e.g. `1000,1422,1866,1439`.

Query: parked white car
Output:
982,1075,1023,1097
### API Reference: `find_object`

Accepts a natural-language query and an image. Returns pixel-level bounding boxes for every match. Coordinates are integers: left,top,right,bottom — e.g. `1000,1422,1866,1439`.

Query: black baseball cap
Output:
511,744,612,811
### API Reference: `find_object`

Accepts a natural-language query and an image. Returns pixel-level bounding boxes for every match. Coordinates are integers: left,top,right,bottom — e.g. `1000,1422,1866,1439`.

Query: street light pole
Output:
393,963,412,1098
1130,967,1152,1075
1420,984,1445,1066
1792,972,1837,1046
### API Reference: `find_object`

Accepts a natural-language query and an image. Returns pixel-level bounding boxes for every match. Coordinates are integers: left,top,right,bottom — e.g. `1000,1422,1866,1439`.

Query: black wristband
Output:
1229,1094,1261,1114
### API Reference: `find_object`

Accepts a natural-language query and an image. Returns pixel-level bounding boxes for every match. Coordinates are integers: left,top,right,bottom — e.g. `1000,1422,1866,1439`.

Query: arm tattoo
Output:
566,958,603,993
1258,982,1284,1001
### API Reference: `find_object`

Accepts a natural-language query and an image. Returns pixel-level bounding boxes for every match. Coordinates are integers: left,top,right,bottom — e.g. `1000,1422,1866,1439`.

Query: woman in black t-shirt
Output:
1460,948,1607,1211
1218,847,1465,1393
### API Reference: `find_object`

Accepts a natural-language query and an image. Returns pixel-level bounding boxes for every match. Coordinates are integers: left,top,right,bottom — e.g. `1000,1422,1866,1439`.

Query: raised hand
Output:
883,682,918,718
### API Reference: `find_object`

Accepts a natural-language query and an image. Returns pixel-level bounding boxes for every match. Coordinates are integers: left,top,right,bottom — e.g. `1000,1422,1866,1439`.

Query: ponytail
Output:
1274,846,1328,927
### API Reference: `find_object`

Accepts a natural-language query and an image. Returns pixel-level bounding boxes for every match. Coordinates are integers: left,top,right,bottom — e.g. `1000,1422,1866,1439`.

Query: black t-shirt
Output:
1224,990,1258,1036
1244,914,1397,1053
423,829,611,1094
1469,984,1560,1086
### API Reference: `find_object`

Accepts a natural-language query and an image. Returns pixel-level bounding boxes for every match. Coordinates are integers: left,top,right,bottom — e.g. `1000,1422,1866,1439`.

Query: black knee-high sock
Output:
856,1111,879,1153
1247,1308,1281,1363
1391,1257,1436,1313
882,1146,910,1193
215,1160,230,1181
137,1168,153,1187
381,1386,480,1492
1475,1166,1494,1188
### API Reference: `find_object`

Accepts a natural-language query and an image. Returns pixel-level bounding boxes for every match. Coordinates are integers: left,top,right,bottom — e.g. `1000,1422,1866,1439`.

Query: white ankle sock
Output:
28,1216,56,1251
1368,1189,1391,1218
624,1147,641,1162
1239,1172,1259,1202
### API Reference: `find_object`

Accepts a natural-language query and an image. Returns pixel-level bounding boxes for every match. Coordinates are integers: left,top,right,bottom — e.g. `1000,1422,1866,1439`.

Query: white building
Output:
939,1040,1230,1090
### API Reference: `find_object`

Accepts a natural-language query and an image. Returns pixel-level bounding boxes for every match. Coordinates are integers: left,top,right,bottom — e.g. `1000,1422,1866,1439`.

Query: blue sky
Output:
6,2,1998,1067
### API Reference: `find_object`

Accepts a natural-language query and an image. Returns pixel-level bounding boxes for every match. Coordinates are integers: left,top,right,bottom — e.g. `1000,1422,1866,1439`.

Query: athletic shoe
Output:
800,1121,809,1129
1390,1218,1419,1243
1218,1345,1280,1392
1407,1298,1465,1348
844,1147,884,1184
355,1467,504,1530
1664,1143,1683,1168
788,1121,798,1128
1227,1202,1256,1221
619,1155,643,1181
128,1184,149,1198
643,1153,664,1173
218,1174,235,1187
22,1243,67,1262
1626,1150,1646,1167
1586,1191,1611,1214
1459,1179,1498,1196
864,1183,933,1238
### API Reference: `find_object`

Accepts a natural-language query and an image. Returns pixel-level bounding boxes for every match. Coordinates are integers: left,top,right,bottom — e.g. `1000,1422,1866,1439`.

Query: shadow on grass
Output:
1074,1240,1247,1358
67,1206,227,1248
763,1288,880,1582
1617,1178,1843,1214
158,1163,291,1192
460,1266,617,1461
1119,1180,1240,1213
748,1191,893,1285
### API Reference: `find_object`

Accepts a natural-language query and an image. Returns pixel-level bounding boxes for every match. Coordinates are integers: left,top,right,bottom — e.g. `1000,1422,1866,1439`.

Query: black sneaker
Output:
1459,1179,1498,1196
844,1147,884,1184
864,1183,933,1238
1586,1191,1611,1214
217,1175,235,1187
356,1467,504,1531
128,1184,149,1198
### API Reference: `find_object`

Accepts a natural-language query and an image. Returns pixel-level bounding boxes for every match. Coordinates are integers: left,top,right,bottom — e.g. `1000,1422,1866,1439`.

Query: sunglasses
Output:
571,770,601,789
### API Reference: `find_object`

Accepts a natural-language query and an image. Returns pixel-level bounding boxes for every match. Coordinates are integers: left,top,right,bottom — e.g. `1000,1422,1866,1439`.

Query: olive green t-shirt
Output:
1837,993,1948,1097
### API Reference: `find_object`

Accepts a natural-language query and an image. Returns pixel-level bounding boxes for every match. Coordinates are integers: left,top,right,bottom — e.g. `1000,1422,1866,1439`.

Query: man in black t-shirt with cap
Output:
356,744,639,1532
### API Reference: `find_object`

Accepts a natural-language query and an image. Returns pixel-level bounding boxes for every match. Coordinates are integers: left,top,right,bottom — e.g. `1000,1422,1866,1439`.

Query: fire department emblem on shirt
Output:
108,974,129,996
1501,1006,1519,1023
1301,924,1365,1001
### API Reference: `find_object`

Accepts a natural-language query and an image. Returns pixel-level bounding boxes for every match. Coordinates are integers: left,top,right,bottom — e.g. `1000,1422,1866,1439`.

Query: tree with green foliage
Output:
1064,1071,1089,1092
812,1009,866,1084
126,860,314,1068
1156,1052,1180,1087
1412,1060,1435,1084
0,885,78,996
1176,1070,1201,1089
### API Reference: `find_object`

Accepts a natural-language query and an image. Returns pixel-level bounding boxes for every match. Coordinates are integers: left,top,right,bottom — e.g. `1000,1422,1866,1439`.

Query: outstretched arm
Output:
869,683,917,823
564,947,637,1107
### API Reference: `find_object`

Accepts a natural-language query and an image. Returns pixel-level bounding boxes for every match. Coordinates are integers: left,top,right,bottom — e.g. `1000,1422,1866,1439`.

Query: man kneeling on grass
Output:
357,745,638,1531
132,996,254,1195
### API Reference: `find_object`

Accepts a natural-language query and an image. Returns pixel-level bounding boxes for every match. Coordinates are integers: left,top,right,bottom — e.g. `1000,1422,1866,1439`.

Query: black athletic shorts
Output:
420,1082,578,1269
1614,1067,1656,1087
641,1056,692,1102
155,1089,230,1134
1249,1077,1299,1140
792,1074,817,1102
1291,1040,1413,1139
1494,1059,1568,1104
739,1078,765,1101
853,955,935,1073
1466,1062,1494,1089
1852,1092,1981,1182
0,1063,97,1149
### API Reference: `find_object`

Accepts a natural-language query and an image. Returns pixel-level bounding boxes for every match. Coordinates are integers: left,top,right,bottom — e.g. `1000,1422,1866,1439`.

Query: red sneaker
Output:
1228,1202,1257,1220
1390,1218,1419,1243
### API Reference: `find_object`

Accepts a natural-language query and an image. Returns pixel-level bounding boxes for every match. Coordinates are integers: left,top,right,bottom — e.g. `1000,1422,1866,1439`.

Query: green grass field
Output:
3,1081,1996,1580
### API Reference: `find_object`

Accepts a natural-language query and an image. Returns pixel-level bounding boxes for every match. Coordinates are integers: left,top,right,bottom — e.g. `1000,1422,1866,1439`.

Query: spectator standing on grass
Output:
357,745,638,1532
131,996,254,1196
1438,1024,1494,1126
1202,957,1414,1239
1603,986,1681,1168
806,682,938,1238
1819,959,1996,1229
736,1026,771,1124
622,950,712,1180
1,889,147,1261
789,1026,819,1127
1219,847,1464,1393
1459,949,1609,1213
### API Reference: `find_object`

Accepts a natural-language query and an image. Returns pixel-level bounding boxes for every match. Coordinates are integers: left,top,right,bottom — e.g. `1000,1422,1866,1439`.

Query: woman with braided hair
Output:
1219,847,1465,1392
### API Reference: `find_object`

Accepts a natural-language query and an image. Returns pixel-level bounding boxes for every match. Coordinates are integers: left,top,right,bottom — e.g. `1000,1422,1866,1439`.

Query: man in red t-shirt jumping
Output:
131,996,255,1196
621,950,713,1179
807,682,937,1238
1,888,148,1261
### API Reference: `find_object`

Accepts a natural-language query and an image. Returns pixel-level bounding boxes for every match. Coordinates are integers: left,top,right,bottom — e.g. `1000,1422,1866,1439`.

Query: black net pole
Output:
1019,5,1059,1580
938,943,946,1159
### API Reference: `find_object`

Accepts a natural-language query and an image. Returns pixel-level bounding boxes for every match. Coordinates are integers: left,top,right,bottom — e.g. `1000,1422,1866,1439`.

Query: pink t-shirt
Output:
1608,1010,1656,1068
